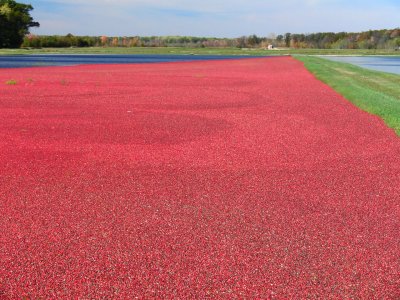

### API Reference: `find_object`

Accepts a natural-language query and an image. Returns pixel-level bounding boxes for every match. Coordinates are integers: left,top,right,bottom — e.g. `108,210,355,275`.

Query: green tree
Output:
0,0,39,48
284,33,291,47
247,34,260,47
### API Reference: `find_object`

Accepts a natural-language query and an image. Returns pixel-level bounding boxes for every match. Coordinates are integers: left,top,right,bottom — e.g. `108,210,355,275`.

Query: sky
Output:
28,0,400,37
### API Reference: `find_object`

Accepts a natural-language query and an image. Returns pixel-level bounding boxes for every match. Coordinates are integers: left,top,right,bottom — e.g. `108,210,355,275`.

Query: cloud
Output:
30,0,400,37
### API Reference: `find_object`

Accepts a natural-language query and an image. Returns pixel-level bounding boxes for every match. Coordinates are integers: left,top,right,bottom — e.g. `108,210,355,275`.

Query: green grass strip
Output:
296,55,400,136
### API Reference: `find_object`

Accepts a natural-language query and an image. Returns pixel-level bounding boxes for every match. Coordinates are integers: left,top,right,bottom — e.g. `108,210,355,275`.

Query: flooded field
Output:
322,55,400,75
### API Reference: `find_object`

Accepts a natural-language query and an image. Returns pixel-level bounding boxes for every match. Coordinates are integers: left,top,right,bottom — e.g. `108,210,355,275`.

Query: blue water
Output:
321,56,400,75
0,54,256,68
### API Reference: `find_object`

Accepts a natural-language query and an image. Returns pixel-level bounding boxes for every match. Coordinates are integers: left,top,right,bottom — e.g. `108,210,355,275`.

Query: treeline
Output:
276,29,400,49
22,34,270,48
22,29,400,49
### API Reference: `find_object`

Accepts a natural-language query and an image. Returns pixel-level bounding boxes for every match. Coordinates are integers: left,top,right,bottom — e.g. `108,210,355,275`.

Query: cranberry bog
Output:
1,57,399,298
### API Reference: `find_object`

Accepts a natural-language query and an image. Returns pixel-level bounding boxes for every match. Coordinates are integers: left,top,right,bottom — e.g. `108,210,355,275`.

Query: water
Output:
0,54,256,68
321,56,400,75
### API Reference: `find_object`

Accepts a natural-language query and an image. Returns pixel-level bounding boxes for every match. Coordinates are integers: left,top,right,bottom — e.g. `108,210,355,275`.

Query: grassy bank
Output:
296,56,400,136
1,47,399,56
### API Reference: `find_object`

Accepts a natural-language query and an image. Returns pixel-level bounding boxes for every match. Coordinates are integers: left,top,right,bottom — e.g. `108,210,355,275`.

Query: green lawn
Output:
0,46,399,56
296,56,400,136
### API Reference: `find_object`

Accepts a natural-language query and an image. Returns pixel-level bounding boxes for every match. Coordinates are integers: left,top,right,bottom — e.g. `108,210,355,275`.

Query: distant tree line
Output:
276,29,400,49
21,28,400,50
21,34,259,48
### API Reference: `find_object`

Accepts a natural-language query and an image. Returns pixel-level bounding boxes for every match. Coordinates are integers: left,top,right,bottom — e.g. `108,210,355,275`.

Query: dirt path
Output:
1,57,399,298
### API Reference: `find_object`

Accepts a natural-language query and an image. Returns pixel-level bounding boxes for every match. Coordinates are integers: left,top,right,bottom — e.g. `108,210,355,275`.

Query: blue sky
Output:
28,0,400,37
